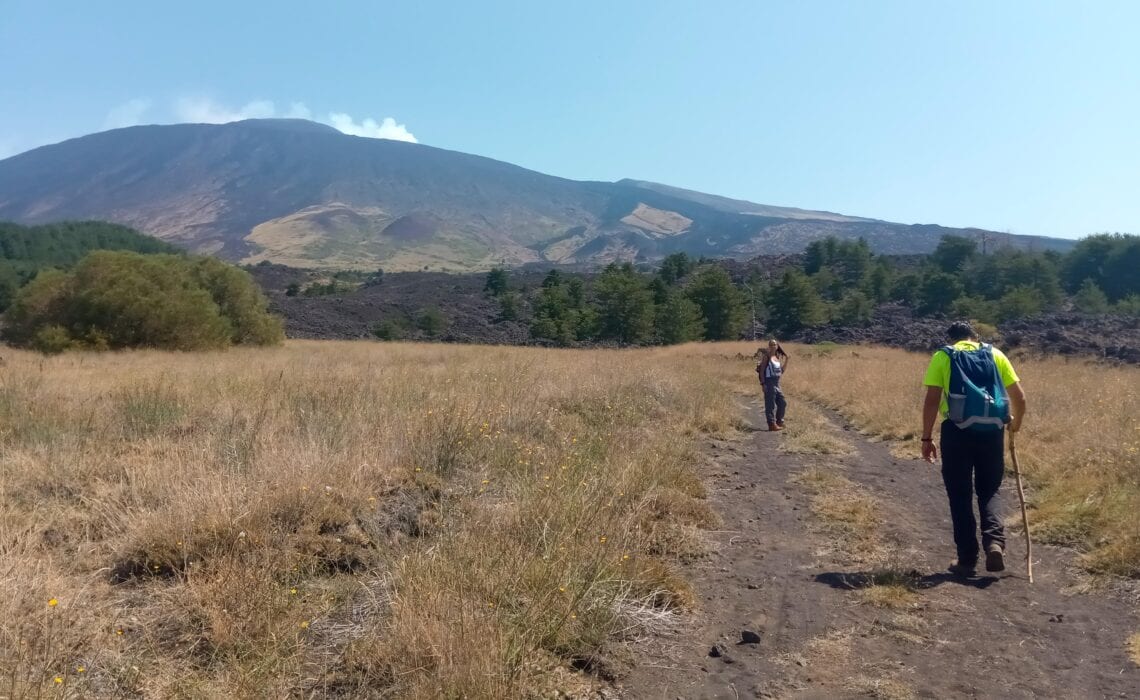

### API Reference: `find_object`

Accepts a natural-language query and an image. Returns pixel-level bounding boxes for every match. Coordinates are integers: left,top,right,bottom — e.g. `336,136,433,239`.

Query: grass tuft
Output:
793,467,883,562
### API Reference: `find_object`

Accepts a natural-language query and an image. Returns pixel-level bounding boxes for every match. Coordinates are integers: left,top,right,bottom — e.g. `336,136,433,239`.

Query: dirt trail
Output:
619,400,1139,699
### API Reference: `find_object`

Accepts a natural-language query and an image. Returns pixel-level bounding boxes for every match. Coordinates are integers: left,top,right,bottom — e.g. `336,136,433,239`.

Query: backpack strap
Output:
940,345,962,394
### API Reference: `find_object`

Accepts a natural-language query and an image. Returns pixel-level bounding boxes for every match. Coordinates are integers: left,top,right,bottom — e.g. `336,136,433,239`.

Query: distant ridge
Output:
0,120,1074,270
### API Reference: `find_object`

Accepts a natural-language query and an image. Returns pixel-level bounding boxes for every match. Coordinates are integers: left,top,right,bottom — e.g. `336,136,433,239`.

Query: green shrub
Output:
1115,294,1140,316
416,308,449,337
1073,279,1110,314
302,280,352,296
972,321,1001,342
835,290,874,326
372,319,406,341
31,325,72,355
997,285,1044,322
2,251,283,353
498,291,522,321
950,295,998,325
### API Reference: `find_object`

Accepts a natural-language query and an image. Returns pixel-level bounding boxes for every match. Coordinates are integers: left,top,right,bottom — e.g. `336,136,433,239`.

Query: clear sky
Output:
2,1,1137,239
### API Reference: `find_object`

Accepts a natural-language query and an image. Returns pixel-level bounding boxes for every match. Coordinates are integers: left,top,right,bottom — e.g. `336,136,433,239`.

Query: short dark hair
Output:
946,320,976,342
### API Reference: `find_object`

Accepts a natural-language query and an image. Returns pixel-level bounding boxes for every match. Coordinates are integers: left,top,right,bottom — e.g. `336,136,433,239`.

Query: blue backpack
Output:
941,343,1010,432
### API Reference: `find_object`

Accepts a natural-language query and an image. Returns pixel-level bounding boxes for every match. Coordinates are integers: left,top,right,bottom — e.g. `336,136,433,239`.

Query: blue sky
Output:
2,0,1137,239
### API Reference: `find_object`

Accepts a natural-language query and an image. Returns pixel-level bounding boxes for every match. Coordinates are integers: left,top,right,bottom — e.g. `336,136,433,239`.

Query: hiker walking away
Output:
757,339,789,432
921,321,1027,577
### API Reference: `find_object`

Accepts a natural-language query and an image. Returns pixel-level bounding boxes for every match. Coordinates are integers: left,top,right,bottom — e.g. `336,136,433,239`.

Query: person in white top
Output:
756,339,789,432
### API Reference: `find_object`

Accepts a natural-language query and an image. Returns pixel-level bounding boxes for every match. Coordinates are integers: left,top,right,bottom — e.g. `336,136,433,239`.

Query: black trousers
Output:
939,420,1006,565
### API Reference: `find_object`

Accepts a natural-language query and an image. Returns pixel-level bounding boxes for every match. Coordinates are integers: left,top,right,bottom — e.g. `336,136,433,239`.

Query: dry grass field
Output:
2,339,1136,697
789,343,1140,578
0,341,755,698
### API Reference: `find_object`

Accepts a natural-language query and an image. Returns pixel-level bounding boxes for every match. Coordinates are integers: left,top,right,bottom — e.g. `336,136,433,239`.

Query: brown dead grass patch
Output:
0,340,752,697
846,673,916,700
779,401,854,456
860,583,921,610
803,628,854,665
1128,632,1140,667
793,467,884,563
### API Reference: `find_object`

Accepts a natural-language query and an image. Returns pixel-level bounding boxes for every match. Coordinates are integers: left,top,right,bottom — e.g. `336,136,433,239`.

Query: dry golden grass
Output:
1128,632,1140,667
0,340,758,698
778,401,854,456
792,466,884,563
860,583,920,610
787,344,1140,578
845,674,916,700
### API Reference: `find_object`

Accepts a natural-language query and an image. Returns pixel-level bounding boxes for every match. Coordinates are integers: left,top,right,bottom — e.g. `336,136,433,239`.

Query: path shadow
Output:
814,569,999,591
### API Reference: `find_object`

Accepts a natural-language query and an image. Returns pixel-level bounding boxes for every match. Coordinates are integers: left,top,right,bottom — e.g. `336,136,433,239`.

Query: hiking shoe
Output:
768,422,784,432
947,560,977,577
985,544,1006,572
776,420,786,428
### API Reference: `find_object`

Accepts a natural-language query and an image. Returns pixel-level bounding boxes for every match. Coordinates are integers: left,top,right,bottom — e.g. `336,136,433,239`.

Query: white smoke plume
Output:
326,113,417,142
173,97,417,143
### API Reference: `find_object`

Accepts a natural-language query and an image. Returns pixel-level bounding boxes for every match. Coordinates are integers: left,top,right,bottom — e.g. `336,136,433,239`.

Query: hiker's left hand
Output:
922,440,938,464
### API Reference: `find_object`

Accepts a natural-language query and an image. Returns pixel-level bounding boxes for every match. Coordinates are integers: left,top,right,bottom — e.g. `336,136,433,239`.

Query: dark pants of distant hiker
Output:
763,380,786,425
939,420,1006,566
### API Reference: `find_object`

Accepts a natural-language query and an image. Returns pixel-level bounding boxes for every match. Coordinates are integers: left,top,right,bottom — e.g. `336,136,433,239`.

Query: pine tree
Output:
685,265,746,341
594,263,654,344
766,268,828,336
835,290,874,327
655,290,704,344
484,267,509,297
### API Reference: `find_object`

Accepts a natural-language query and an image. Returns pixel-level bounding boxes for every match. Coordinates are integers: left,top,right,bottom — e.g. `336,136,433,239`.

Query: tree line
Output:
486,257,747,346
5,219,1137,352
760,233,1140,335
0,221,179,312
480,232,1140,346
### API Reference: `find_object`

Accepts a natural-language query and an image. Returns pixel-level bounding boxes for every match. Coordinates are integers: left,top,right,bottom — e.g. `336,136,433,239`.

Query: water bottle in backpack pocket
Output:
942,344,1010,431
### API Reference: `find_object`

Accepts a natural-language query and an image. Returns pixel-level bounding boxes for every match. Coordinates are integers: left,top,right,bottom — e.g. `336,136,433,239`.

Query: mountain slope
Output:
0,120,1073,270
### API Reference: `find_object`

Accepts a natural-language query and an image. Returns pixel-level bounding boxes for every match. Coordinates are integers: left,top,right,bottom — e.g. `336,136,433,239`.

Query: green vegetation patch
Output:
3,251,283,352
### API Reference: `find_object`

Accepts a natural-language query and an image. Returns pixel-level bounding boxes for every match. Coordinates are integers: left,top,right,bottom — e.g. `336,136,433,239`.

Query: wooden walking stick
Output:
1008,431,1033,583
